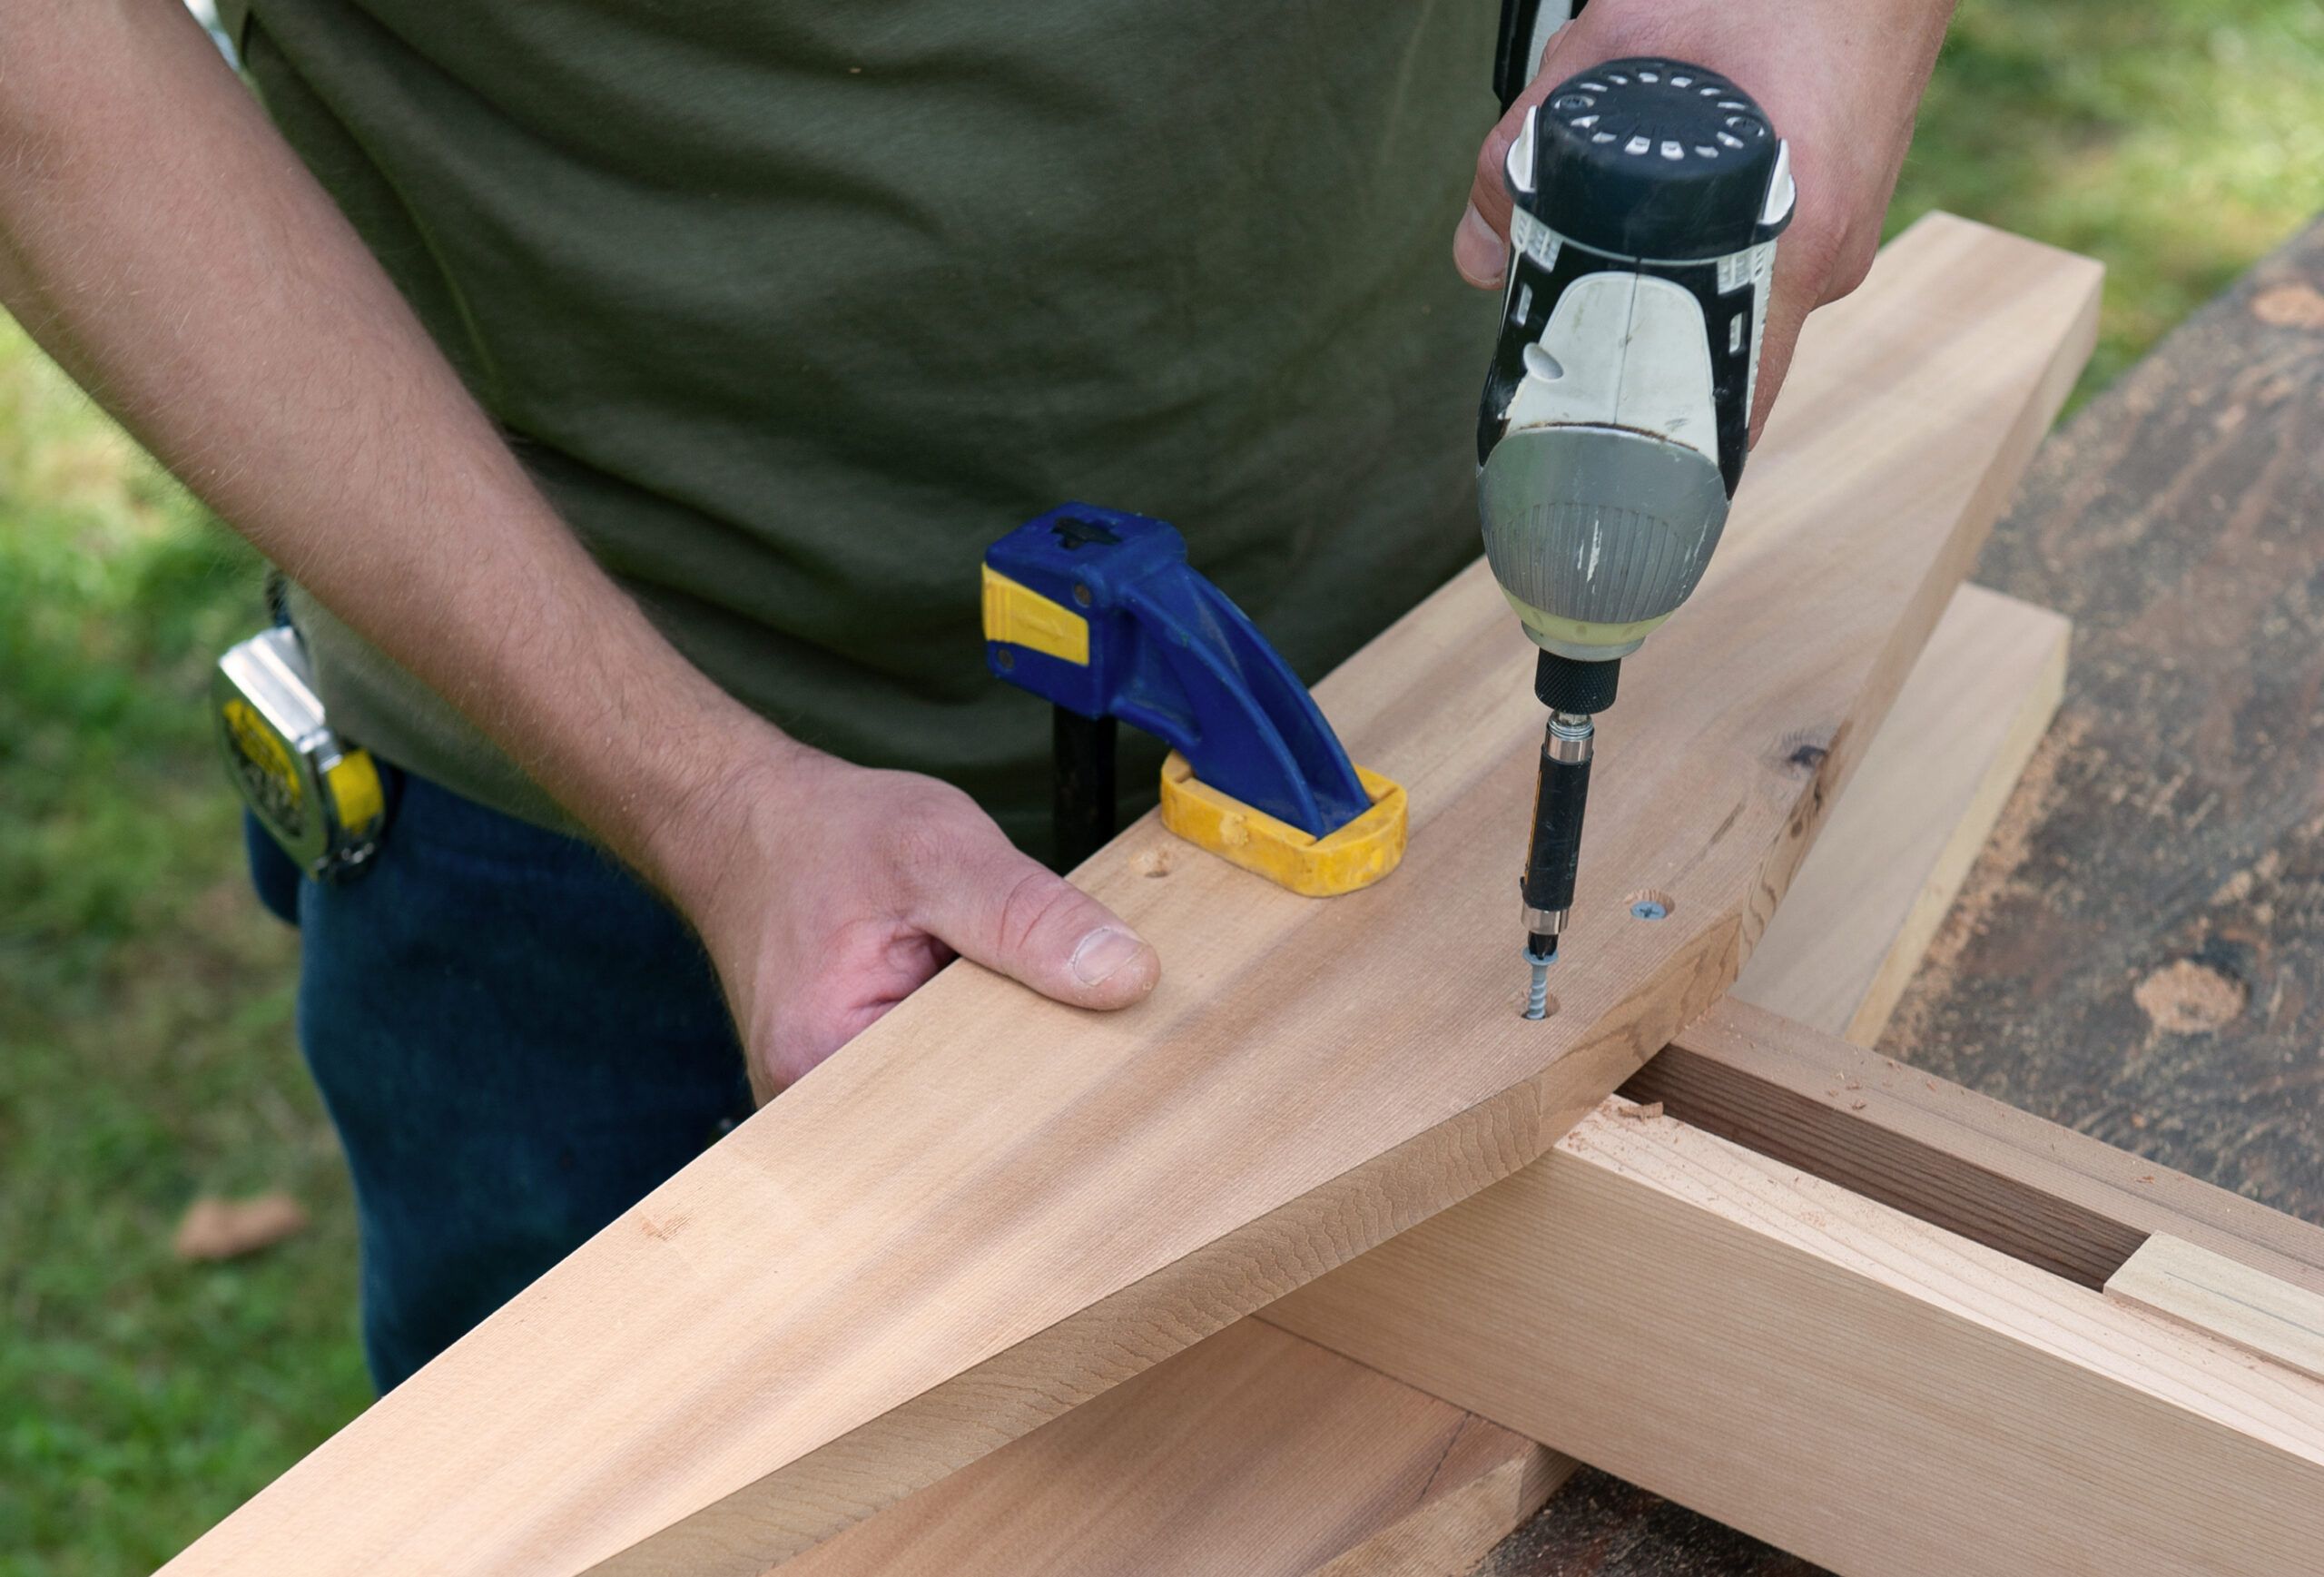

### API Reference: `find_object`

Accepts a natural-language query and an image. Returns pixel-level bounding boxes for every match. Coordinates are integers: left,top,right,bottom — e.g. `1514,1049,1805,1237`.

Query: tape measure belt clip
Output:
212,625,387,882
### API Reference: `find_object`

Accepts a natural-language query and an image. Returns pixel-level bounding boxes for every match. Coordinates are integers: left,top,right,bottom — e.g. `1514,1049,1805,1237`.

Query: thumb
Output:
1454,17,1608,288
1454,94,1531,289
914,826,1161,1010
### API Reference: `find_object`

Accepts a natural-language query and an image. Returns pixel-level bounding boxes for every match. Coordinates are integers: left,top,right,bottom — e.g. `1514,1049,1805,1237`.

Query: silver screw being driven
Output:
1522,945,1554,1020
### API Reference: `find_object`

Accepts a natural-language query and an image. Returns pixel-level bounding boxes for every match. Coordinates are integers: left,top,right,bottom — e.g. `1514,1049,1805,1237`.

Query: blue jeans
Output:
246,770,752,1392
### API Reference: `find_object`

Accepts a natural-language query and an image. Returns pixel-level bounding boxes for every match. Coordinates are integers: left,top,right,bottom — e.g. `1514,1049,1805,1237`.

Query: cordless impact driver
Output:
1475,55,1795,1013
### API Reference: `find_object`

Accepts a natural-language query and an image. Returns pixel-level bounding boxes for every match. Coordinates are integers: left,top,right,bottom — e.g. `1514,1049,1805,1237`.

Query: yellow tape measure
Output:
213,626,385,881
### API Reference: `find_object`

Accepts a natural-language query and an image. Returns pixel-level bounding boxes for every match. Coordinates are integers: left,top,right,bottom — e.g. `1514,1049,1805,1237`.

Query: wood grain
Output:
1626,996,2324,1296
2107,1232,2324,1385
776,577,2066,1577
1733,584,2069,1045
1284,855,2324,1572
1471,593,2071,1573
1276,1093,2324,1577
1315,1443,1571,1577
1475,222,2324,1576
772,1318,1568,1577
160,214,2099,1577
1470,589,2073,1573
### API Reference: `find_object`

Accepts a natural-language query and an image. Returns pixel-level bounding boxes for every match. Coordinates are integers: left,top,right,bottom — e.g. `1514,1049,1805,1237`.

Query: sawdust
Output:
2128,961,2240,1035
1977,709,2085,900
2133,958,2248,1034
2252,283,2324,331
2208,847,2283,907
1880,711,2089,1056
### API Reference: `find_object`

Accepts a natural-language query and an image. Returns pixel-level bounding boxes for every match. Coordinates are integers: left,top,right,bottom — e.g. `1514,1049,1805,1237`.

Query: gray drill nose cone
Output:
1479,425,1731,660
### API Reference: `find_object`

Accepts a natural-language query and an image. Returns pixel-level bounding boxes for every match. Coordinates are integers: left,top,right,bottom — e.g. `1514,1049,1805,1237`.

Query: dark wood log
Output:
1885,217,2324,1218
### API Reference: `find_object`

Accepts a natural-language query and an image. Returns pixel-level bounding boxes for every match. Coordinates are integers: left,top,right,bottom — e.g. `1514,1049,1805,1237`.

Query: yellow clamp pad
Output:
981,565,1088,666
1157,752,1407,897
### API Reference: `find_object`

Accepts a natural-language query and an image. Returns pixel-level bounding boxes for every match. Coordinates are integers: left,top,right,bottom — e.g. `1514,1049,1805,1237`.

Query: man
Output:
0,0,1951,1388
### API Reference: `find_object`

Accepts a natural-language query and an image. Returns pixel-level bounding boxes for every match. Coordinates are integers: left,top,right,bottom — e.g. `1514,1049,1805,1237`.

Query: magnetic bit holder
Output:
982,503,1407,897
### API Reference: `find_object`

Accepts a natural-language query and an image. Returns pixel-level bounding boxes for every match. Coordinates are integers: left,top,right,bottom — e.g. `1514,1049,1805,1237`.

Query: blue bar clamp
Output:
982,504,1406,896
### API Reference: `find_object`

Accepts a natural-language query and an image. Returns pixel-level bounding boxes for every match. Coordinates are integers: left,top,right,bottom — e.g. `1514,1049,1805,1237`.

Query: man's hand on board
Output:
661,743,1160,1099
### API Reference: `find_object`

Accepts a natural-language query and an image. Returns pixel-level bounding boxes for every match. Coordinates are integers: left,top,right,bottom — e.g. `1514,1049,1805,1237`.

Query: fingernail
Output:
1069,926,1144,986
1454,205,1505,287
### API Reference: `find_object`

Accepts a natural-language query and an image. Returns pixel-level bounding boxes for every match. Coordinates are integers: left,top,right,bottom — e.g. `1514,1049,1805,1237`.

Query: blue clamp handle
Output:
984,504,1372,839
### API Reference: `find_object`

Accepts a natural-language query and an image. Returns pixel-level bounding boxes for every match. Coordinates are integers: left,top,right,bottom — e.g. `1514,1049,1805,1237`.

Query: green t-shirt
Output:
235,1,1500,858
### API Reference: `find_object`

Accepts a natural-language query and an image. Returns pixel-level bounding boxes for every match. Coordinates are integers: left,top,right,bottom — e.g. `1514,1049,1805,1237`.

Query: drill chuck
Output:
1520,646,1617,947
1521,714,1593,940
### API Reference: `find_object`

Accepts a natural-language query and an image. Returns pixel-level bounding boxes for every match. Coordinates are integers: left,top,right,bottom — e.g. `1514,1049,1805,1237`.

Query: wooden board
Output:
162,215,2100,1577
2107,1233,2324,1386
772,1318,1567,1577
1269,1000,2324,1575
1272,1086,2324,1577
1630,996,2324,1297
1471,588,2073,1572
1733,584,2069,1045
779,583,2067,1577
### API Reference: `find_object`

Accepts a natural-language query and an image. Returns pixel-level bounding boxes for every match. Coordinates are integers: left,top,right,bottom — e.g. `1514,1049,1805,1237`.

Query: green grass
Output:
3,2,2320,1569
1894,0,2324,397
0,329,369,1576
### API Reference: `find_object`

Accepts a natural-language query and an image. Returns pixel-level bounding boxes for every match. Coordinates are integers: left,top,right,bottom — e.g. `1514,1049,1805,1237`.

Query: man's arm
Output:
1452,0,1957,440
0,0,1157,1093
